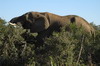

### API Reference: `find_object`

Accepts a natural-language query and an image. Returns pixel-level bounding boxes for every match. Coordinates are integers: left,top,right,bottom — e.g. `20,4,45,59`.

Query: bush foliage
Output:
0,18,100,66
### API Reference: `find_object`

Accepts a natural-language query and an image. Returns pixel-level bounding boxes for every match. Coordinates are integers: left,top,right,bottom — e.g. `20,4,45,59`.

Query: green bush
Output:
0,19,100,66
0,24,35,66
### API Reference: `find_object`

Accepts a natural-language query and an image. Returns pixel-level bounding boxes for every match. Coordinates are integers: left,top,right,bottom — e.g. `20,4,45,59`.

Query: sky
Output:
0,0,100,25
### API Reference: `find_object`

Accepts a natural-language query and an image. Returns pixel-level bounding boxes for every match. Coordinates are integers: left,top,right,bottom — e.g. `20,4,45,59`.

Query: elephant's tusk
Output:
9,22,16,26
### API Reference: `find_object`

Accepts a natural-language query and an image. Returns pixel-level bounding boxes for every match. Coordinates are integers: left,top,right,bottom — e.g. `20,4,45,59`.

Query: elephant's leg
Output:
35,31,47,47
35,29,53,47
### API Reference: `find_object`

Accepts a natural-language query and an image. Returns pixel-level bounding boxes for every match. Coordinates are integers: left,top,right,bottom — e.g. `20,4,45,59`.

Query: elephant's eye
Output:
36,15,39,17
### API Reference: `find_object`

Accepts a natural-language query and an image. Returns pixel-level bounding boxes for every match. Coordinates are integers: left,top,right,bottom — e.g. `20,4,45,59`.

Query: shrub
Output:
0,19,100,66
0,25,35,66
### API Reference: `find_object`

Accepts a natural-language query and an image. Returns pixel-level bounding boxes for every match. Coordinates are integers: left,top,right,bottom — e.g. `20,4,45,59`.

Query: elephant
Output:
9,11,95,44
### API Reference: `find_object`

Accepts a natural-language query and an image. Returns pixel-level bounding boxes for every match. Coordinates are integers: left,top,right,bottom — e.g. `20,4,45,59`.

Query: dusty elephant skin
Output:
9,11,95,44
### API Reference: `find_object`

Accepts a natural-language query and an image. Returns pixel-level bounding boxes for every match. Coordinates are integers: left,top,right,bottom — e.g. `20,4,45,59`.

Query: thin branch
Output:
77,35,85,64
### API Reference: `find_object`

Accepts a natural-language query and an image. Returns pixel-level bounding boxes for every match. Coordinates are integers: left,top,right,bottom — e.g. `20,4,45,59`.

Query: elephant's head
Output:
9,12,50,32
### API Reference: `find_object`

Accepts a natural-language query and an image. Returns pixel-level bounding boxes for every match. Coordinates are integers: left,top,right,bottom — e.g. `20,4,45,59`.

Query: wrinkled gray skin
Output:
9,11,95,44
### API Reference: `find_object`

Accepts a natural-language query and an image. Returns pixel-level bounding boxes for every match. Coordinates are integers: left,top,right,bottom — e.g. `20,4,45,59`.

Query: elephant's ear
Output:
25,12,50,32
32,16,50,32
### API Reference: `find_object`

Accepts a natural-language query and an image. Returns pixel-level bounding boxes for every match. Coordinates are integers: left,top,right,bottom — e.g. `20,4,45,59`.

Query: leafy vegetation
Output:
0,18,100,66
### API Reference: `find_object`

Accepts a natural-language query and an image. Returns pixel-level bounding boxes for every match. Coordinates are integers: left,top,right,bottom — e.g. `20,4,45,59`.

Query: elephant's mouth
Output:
16,22,22,27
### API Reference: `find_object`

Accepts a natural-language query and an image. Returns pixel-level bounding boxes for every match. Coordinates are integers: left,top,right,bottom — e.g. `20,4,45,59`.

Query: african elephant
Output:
9,11,95,44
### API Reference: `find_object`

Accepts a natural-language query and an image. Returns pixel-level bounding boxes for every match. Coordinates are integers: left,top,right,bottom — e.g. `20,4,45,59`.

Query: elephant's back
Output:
66,15,95,35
